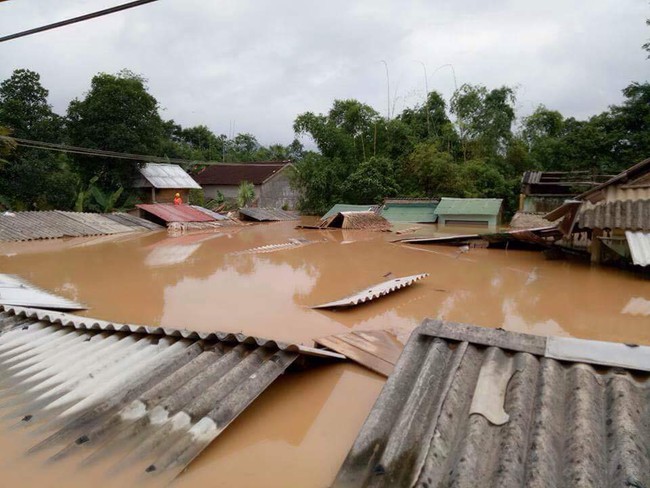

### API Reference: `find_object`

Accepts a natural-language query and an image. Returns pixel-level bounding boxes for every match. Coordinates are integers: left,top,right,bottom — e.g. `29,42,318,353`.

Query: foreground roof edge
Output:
575,157,650,202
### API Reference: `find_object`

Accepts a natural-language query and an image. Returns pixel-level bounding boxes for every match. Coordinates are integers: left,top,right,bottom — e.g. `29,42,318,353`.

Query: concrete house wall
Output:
201,170,299,209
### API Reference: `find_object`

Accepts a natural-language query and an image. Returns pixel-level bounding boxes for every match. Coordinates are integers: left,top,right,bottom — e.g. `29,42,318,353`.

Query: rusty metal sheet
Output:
314,330,404,376
0,274,86,311
137,203,216,223
312,273,428,309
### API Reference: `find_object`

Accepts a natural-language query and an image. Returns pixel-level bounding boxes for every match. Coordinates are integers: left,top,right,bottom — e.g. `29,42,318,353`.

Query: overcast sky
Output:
1,0,648,146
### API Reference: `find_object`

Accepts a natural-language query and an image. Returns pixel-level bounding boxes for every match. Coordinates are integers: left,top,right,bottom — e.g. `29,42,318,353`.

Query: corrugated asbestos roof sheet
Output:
238,207,299,222
312,274,428,309
435,197,503,216
334,320,650,488
322,204,378,219
0,305,341,482
104,212,164,231
193,162,291,186
0,274,86,310
380,201,438,223
137,203,216,223
578,200,650,231
626,231,650,266
0,211,156,242
135,163,202,189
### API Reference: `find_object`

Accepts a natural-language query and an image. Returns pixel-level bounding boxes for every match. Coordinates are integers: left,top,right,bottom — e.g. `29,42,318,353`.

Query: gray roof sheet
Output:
238,207,299,221
0,305,341,482
578,200,650,231
334,320,650,488
0,274,86,310
626,231,650,267
135,163,201,189
0,211,155,242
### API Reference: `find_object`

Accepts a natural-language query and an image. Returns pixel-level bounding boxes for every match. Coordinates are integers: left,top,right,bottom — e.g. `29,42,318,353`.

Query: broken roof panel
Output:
193,162,291,186
0,305,342,483
625,231,650,267
334,320,650,488
322,204,378,220
435,197,503,216
136,203,216,223
135,163,201,189
312,273,428,309
0,274,86,310
380,200,438,223
314,330,404,376
319,211,391,231
238,207,299,222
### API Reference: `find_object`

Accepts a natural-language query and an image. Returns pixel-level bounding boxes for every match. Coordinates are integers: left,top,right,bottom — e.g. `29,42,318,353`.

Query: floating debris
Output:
312,273,428,309
231,238,316,256
0,274,86,311
333,319,650,487
314,330,404,376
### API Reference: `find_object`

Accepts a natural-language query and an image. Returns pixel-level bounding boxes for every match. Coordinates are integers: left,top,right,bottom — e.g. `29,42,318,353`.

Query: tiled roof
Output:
193,162,291,186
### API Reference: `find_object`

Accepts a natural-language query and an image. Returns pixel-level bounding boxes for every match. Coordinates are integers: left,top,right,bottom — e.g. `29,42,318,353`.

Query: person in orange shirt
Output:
173,193,182,205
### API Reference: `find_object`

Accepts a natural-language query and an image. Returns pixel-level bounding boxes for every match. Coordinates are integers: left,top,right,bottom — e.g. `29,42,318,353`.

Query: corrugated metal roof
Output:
312,274,429,309
578,200,650,231
193,162,291,186
135,163,202,189
238,207,299,222
0,274,86,310
190,205,228,220
0,305,342,482
137,203,216,223
334,320,650,488
103,212,164,231
322,204,378,219
435,198,503,216
0,211,154,242
521,170,542,184
626,231,650,267
380,201,438,223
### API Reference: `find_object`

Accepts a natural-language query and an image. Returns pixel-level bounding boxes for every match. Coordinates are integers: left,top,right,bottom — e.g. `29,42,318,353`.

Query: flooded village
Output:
1,1,649,487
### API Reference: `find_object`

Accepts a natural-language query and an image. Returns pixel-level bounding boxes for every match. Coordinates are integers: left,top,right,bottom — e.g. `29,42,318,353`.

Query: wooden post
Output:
591,229,603,264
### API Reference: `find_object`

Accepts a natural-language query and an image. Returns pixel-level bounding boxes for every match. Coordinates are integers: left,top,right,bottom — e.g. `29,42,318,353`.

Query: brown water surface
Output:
0,220,649,487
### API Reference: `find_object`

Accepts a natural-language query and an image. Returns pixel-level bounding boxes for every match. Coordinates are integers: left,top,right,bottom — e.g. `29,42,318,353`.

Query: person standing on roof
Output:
173,192,183,205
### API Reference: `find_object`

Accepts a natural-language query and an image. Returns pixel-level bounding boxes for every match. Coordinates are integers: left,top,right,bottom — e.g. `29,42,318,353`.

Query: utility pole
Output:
380,60,391,120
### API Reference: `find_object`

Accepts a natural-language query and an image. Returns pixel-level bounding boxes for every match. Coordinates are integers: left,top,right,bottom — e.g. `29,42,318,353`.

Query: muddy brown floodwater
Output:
0,218,649,487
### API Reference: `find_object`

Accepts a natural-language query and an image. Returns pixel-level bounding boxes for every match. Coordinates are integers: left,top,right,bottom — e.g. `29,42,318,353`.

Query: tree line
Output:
0,67,648,215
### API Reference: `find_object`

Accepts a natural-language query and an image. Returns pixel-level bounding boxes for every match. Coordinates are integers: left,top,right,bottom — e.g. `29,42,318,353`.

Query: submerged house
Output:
555,157,650,267
322,204,378,220
379,198,439,223
193,161,299,209
435,198,503,228
134,163,201,204
520,170,610,213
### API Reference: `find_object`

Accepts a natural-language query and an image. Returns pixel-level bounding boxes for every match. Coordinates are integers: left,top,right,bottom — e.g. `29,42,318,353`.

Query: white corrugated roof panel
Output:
0,274,86,310
137,163,201,189
626,231,650,266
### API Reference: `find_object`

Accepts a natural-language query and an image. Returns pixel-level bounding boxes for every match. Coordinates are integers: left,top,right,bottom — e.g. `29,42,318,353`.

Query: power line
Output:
0,136,225,166
0,0,161,43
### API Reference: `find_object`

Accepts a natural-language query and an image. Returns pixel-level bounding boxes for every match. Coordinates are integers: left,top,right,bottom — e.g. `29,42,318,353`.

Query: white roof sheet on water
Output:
0,274,86,310
625,231,650,266
136,163,201,189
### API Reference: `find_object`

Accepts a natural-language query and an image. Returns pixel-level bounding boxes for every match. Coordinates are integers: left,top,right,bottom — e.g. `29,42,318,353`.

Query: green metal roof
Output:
322,204,377,219
434,198,503,216
380,201,438,223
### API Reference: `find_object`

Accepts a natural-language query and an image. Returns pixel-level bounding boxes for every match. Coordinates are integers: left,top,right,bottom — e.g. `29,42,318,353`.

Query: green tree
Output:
405,143,462,197
0,69,76,210
237,181,256,207
341,156,399,204
67,70,164,190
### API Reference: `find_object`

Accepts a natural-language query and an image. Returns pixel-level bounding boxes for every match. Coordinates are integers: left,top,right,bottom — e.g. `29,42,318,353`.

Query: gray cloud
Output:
0,0,648,145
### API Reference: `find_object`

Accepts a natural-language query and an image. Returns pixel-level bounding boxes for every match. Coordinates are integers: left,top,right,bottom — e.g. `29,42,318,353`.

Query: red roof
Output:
136,203,216,223
193,161,291,186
